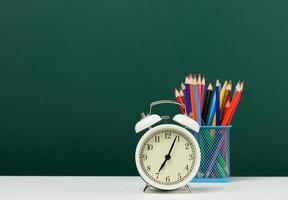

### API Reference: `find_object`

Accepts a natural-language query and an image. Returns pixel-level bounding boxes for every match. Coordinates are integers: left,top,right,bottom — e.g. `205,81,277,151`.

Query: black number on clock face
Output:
189,154,194,160
166,176,170,182
177,173,182,180
141,154,147,161
165,132,171,139
155,172,159,179
155,136,160,142
147,144,153,150
147,165,151,171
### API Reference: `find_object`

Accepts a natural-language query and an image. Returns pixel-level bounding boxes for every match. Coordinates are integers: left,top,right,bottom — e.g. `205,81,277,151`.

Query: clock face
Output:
135,124,200,190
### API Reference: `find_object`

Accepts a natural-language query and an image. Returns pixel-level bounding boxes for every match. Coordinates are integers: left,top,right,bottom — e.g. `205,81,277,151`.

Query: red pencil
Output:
223,100,231,120
180,90,186,107
227,81,244,124
221,83,242,125
181,82,186,99
175,88,185,114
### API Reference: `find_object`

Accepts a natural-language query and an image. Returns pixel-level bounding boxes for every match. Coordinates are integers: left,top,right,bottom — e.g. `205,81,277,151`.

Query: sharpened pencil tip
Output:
208,83,213,90
174,88,180,96
181,82,186,90
197,75,202,84
226,83,232,90
201,76,205,85
240,80,245,91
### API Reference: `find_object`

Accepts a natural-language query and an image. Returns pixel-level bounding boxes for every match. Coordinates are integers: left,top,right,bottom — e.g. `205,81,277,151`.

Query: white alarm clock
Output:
135,100,201,192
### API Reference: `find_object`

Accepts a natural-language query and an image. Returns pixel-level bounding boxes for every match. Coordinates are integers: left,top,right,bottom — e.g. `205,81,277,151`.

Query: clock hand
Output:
158,159,168,172
158,136,177,172
167,136,177,156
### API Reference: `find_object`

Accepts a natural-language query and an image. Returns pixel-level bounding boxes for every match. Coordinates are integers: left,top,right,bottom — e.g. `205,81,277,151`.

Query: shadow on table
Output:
144,185,224,194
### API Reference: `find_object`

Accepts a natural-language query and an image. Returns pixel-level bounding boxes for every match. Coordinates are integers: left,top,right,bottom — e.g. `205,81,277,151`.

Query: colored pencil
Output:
175,88,185,114
233,81,240,97
201,76,206,112
184,77,192,116
188,74,197,120
226,85,241,125
223,99,230,119
180,84,187,113
197,74,202,112
215,80,221,126
180,90,186,107
181,82,186,98
212,81,220,126
206,90,216,125
192,75,202,124
219,80,228,110
222,99,231,172
201,83,213,125
212,115,216,126
221,82,242,125
227,81,244,124
221,82,232,120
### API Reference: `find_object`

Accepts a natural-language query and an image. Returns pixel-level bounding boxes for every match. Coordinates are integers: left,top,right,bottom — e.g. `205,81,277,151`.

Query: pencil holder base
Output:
190,126,231,183
192,178,230,183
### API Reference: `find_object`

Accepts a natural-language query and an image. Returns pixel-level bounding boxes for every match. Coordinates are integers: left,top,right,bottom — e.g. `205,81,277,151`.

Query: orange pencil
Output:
188,74,197,120
174,88,185,114
221,83,242,125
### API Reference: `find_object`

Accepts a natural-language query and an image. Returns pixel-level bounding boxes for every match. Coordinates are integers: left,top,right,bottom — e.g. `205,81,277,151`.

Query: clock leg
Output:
143,184,151,192
185,184,192,193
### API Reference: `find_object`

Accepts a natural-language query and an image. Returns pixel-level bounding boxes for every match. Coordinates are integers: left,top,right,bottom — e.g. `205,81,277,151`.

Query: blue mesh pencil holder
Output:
191,126,231,183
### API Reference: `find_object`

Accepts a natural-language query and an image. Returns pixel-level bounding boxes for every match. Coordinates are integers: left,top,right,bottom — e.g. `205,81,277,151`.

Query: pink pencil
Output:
197,74,202,112
201,75,206,112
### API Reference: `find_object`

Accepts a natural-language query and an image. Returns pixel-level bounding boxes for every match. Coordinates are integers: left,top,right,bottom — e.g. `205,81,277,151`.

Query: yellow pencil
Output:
212,80,227,126
220,80,228,110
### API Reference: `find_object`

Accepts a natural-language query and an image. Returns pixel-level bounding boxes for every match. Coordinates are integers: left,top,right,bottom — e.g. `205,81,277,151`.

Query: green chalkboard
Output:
0,0,288,176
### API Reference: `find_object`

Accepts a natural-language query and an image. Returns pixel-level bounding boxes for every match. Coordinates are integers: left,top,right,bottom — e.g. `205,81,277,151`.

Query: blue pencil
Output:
206,91,216,125
215,80,221,126
185,77,191,116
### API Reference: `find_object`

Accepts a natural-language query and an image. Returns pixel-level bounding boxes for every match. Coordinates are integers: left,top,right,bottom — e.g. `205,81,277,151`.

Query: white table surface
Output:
0,176,287,200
